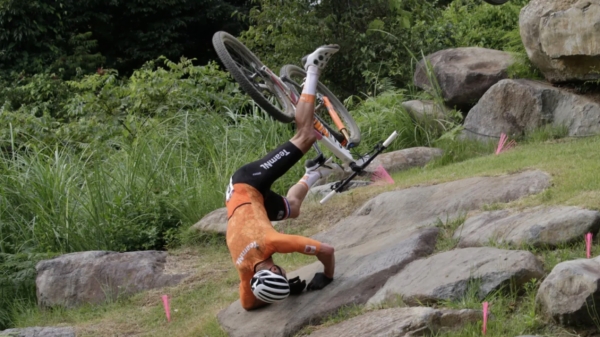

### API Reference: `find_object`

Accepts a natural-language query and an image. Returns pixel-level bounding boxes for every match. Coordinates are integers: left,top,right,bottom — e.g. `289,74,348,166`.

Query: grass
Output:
6,132,600,336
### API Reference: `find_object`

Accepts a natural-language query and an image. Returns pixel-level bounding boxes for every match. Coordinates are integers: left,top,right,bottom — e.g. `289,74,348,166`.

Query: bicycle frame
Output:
259,65,365,173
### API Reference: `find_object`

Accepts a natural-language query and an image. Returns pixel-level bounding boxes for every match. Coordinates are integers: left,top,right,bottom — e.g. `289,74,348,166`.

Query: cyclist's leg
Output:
285,44,339,217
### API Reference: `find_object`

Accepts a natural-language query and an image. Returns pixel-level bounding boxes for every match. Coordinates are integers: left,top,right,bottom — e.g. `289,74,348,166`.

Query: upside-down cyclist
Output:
225,44,340,310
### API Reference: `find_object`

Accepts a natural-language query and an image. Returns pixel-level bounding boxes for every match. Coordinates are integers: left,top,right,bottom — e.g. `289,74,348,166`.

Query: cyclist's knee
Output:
287,198,301,218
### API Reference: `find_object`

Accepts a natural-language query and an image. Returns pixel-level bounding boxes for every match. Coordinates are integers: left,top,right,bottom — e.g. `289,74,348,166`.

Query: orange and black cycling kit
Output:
225,142,322,310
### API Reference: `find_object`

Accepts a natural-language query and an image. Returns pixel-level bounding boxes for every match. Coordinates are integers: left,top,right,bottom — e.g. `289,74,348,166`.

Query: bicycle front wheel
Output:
279,64,361,147
212,31,295,123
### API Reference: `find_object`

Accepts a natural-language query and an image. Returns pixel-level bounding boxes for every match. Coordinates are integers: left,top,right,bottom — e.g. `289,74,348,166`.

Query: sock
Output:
301,65,320,96
297,170,322,190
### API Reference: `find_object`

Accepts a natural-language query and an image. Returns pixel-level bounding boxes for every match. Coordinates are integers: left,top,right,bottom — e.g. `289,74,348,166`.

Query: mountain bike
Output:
212,31,398,203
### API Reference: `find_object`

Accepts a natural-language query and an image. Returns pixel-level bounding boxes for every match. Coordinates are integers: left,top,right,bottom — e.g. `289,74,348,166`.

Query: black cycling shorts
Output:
230,141,303,221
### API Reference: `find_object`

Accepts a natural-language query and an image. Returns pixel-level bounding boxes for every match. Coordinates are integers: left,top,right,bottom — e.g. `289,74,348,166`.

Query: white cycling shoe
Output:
302,44,340,72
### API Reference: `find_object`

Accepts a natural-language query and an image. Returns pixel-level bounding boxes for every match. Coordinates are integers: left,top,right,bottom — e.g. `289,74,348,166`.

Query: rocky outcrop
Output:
217,170,551,337
414,47,515,110
455,206,600,248
536,256,600,326
367,248,544,306
0,327,75,337
461,79,600,141
36,251,187,308
218,227,439,337
313,170,550,250
363,147,444,177
520,0,600,83
307,307,481,337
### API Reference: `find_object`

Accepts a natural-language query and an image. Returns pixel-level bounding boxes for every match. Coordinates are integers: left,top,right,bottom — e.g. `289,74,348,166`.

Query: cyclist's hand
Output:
306,272,333,291
288,276,306,295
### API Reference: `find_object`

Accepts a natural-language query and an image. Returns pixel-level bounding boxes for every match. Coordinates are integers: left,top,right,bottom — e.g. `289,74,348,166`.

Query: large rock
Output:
36,251,187,308
307,307,481,337
520,0,600,83
0,327,75,337
414,47,515,110
191,207,228,234
217,227,439,337
402,100,451,130
455,206,600,248
367,248,544,306
536,256,600,326
462,79,600,141
313,170,551,250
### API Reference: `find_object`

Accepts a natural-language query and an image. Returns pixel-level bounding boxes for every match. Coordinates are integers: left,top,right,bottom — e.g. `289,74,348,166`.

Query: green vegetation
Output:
3,0,598,335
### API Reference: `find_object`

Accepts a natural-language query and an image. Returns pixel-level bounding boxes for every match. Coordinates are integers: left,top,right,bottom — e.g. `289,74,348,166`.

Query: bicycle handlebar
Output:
319,130,398,205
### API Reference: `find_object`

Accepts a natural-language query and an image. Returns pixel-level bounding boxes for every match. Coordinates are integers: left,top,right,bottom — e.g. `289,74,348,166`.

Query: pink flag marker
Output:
482,301,489,335
586,233,593,258
495,133,516,155
162,294,171,322
371,165,394,186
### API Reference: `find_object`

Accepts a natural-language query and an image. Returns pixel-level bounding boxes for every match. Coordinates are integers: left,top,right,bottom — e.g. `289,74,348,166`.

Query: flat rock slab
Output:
313,170,551,250
368,247,544,306
36,251,188,308
455,206,600,248
218,227,439,337
0,327,75,337
537,256,600,326
306,307,480,337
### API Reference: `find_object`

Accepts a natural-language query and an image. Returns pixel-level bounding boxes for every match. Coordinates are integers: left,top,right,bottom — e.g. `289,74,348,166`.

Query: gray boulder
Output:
313,170,551,250
414,47,515,110
191,207,228,234
520,0,600,83
462,79,600,141
36,251,187,308
537,256,600,326
0,327,75,337
307,307,481,337
455,206,600,248
402,100,452,131
217,227,439,337
367,247,544,306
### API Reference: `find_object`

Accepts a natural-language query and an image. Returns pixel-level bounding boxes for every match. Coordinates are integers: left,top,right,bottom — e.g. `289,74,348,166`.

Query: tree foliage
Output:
0,0,249,78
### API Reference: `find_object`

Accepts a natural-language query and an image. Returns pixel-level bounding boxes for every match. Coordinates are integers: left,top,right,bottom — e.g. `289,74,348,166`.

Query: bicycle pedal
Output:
305,153,326,169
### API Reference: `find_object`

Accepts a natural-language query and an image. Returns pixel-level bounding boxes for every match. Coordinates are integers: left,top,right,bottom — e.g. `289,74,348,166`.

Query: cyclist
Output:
225,45,340,310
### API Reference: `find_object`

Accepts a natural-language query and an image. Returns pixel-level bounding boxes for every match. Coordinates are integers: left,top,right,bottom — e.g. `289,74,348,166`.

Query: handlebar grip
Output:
320,190,337,204
383,131,398,148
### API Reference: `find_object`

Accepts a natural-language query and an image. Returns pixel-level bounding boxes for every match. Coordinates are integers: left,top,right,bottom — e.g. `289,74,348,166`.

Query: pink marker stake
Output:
162,295,171,322
482,301,489,335
586,233,593,258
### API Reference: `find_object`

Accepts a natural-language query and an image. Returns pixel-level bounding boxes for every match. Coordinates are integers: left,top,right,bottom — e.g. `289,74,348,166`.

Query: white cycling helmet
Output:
250,270,290,303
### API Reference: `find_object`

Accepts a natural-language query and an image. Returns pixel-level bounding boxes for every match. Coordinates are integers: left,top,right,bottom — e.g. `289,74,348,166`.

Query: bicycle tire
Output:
212,31,295,123
279,64,361,147
482,0,509,5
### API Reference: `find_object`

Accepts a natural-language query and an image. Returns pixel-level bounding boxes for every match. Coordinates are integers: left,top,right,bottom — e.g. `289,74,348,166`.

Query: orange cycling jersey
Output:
226,183,322,310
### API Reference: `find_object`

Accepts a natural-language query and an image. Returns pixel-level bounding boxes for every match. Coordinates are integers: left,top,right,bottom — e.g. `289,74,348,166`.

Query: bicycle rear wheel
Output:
279,64,361,147
212,31,295,123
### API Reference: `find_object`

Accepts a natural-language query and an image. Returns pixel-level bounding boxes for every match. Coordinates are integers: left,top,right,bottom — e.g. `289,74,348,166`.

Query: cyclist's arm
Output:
267,232,335,277
316,243,335,279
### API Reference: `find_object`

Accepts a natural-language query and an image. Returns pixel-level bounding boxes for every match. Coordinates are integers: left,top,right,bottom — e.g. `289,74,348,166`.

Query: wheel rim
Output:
223,41,291,114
